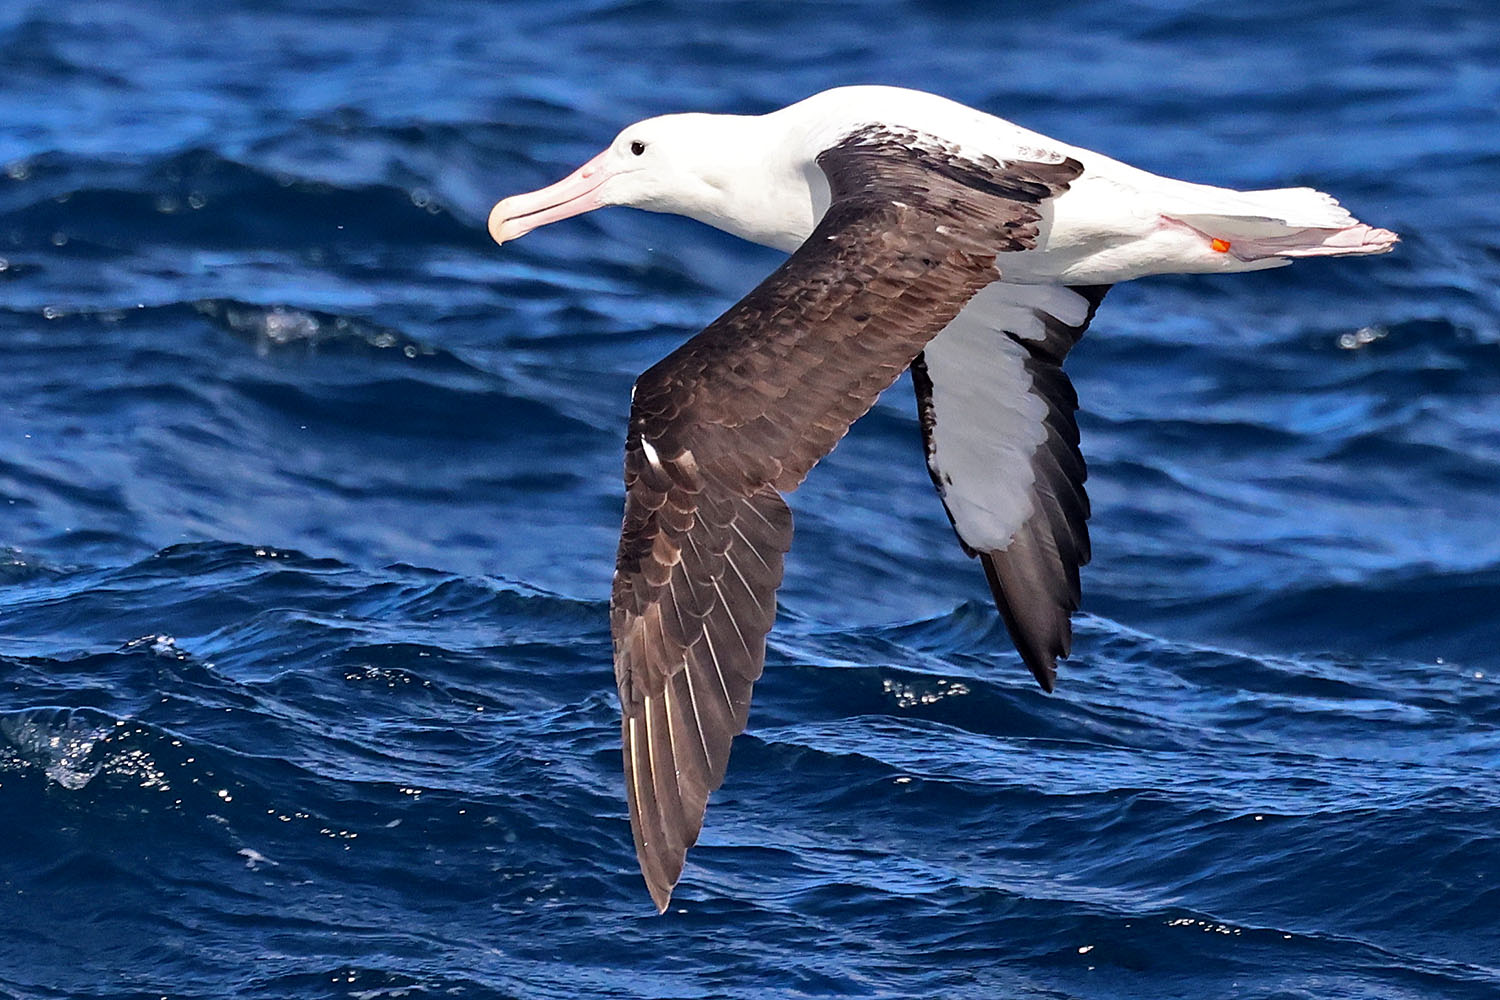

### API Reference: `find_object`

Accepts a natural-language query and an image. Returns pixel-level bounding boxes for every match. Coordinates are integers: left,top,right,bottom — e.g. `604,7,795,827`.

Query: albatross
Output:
487,85,1397,912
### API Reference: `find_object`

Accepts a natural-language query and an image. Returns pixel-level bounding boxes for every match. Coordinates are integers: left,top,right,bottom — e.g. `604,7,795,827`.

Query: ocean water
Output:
2,1,1498,997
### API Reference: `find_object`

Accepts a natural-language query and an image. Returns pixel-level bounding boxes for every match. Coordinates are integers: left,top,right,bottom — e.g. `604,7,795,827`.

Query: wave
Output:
0,147,477,257
4,535,1497,995
4,2,1497,994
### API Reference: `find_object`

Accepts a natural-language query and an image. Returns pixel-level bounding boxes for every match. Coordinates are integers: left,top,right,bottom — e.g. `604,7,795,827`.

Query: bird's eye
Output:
629,140,646,156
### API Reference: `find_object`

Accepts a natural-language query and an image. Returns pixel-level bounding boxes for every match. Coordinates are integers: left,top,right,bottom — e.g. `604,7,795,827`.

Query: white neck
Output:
673,112,831,253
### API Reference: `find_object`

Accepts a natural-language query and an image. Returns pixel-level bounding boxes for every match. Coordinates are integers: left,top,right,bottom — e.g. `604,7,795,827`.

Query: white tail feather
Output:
1236,186,1359,229
1236,223,1400,259
1170,195,1399,262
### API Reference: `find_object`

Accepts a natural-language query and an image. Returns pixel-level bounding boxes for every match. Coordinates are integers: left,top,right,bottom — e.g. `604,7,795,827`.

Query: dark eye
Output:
629,140,646,156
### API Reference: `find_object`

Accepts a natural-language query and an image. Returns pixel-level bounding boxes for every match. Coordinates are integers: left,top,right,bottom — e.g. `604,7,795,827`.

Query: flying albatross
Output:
487,85,1397,911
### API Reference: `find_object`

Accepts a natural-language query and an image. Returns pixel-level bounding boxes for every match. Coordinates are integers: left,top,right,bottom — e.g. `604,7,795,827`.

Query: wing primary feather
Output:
699,616,737,712
677,648,715,772
728,520,773,571
721,548,768,617
708,575,755,663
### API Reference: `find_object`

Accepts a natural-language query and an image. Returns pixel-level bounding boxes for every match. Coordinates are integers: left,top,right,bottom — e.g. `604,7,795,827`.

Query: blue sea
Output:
2,1,1498,997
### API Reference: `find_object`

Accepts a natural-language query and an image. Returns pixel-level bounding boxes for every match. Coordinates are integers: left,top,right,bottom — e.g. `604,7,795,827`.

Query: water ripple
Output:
3,1,1498,997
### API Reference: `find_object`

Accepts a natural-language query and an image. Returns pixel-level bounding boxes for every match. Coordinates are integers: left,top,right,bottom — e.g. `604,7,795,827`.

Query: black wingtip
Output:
979,551,1066,693
647,881,672,915
633,845,677,915
633,832,679,914
1015,638,1058,693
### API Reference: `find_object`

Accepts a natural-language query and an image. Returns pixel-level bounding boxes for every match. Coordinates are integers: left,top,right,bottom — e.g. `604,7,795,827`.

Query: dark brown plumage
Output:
609,126,1084,911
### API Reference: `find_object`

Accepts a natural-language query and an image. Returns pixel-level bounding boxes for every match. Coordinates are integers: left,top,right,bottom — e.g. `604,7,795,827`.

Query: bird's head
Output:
488,111,822,251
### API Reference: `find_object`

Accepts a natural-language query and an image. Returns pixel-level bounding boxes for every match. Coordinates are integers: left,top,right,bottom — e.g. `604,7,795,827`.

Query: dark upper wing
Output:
611,125,1084,911
910,282,1109,692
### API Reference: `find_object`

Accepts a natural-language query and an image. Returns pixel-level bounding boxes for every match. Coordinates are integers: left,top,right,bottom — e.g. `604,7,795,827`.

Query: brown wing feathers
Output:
611,126,1083,910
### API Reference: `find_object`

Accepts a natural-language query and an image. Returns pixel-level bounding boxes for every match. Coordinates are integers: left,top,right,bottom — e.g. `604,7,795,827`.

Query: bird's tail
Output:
1169,186,1399,262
